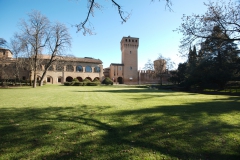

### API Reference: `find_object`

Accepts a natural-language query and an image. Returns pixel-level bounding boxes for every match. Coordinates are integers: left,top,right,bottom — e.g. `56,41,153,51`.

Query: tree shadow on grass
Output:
0,97,240,159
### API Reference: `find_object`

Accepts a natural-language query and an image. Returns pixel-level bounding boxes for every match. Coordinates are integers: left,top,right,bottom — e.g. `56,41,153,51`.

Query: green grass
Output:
0,85,240,160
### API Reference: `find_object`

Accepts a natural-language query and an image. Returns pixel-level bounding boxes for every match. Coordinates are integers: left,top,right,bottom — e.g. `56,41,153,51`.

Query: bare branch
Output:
176,0,240,55
76,0,172,35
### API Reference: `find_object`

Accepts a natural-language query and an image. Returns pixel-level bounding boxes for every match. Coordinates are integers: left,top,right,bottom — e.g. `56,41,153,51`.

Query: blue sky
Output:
0,0,217,69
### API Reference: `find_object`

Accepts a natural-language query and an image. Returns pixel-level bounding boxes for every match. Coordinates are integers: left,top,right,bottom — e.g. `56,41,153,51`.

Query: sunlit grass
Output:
0,85,240,159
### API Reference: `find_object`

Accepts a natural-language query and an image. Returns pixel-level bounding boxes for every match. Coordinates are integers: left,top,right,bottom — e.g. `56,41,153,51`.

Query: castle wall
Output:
138,70,171,85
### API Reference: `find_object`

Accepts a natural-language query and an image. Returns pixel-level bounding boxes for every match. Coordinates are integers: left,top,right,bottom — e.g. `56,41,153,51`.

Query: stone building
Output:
1,36,171,85
104,36,139,84
0,48,104,84
104,36,170,85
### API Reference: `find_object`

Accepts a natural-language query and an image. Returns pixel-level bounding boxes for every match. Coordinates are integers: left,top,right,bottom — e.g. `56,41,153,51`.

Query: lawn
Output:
0,85,240,160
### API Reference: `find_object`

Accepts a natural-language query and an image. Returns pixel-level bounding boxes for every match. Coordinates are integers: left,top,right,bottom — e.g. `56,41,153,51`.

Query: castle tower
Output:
121,36,139,84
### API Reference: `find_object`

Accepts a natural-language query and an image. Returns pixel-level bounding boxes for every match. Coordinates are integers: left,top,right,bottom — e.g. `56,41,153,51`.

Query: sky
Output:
0,0,218,69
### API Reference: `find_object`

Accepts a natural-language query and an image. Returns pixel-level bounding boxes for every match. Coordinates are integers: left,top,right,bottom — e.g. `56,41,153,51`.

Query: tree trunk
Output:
160,75,163,86
39,69,47,86
33,71,37,88
29,71,32,86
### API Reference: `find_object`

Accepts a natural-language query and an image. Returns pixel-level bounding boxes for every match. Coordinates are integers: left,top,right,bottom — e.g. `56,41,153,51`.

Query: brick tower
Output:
120,36,139,84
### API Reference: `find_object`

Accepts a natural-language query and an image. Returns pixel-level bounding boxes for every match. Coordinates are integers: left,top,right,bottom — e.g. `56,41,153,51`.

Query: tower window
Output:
129,39,130,42
130,67,132,70
125,39,127,42
132,40,134,42
130,51,131,54
136,40,137,42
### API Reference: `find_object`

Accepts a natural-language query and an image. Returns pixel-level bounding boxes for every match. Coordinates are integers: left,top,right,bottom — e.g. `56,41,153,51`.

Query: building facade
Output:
104,36,170,85
104,36,139,84
0,48,104,84
1,36,171,85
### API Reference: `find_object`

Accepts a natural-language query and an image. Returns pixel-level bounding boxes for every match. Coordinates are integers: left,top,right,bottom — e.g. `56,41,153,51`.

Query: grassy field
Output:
0,85,240,160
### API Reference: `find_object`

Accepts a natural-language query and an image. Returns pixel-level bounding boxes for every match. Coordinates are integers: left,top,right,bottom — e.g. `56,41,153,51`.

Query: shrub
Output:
92,78,101,86
83,78,91,86
73,82,83,86
72,78,79,82
102,77,113,85
64,82,72,86
88,82,100,86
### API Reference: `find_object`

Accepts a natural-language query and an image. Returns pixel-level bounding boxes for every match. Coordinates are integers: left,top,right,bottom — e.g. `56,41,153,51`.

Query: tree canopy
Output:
176,0,240,55
171,25,240,90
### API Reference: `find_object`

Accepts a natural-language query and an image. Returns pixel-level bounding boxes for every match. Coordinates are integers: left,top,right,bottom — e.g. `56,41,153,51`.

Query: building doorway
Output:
117,77,123,84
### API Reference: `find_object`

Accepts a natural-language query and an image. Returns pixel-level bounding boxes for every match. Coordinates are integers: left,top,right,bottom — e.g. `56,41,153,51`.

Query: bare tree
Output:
38,22,71,86
176,0,240,55
0,38,7,47
9,34,25,81
144,54,174,85
143,59,154,71
76,0,172,35
19,10,51,88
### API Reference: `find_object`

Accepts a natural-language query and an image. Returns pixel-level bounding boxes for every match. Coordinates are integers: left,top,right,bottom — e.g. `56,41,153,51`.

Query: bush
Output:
63,78,101,86
102,77,113,85
64,82,72,86
73,82,83,86
92,79,101,86
83,78,91,86
87,82,100,86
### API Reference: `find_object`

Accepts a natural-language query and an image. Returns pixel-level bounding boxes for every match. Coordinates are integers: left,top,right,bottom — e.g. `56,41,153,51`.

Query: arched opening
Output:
76,77,83,82
66,65,74,72
48,65,54,71
46,76,53,84
56,65,64,72
86,77,92,82
76,65,83,72
117,77,123,84
85,66,92,72
66,76,73,82
37,75,41,82
94,66,100,72
58,76,62,83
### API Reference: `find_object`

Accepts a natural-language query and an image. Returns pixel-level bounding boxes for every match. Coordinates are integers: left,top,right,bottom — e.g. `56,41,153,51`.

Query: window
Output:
66,65,74,72
22,76,26,80
130,67,132,70
56,65,64,71
47,77,51,82
85,66,92,72
94,66,100,72
130,51,131,54
132,40,134,42
129,39,130,42
58,77,62,83
135,40,137,42
76,65,83,72
48,65,54,71
125,39,127,42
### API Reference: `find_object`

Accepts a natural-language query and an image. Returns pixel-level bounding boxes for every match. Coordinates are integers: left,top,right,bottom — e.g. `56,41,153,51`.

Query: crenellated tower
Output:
120,36,139,84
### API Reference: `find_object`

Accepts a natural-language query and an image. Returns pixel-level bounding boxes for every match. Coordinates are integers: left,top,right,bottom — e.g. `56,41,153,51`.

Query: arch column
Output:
73,65,76,72
83,66,85,72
